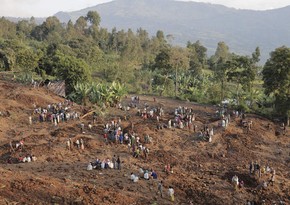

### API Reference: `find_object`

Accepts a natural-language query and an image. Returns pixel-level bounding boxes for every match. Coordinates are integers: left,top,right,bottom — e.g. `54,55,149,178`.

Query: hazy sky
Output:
1,0,290,17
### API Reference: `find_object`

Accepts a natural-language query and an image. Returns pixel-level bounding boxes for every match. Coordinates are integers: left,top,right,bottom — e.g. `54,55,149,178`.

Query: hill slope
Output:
0,77,289,204
55,0,290,63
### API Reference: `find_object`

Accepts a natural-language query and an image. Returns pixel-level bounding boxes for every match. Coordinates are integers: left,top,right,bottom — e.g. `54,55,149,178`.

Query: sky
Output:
1,0,290,18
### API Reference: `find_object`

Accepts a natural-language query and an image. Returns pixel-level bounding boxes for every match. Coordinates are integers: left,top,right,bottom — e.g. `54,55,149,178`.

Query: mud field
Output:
0,79,289,205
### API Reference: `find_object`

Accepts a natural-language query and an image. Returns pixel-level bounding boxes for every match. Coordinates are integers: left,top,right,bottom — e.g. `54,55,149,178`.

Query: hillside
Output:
0,77,289,204
54,0,290,63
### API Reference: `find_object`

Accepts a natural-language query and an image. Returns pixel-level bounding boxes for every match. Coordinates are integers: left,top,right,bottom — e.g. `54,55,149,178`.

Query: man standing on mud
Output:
116,156,121,170
157,180,163,198
282,123,287,135
112,155,117,169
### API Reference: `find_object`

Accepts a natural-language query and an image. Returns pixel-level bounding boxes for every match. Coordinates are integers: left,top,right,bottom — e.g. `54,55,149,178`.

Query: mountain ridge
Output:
53,0,290,63
6,0,290,63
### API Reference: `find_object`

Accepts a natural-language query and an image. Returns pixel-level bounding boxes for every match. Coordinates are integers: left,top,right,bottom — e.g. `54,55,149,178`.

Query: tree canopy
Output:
0,11,289,121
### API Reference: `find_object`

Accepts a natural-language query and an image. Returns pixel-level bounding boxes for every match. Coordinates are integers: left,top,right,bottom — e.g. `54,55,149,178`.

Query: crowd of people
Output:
129,169,175,201
10,94,285,204
231,162,276,193
30,100,80,126
87,155,121,171
66,137,85,151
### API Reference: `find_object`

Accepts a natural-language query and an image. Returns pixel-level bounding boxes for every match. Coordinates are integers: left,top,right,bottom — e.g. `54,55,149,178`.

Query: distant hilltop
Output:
8,0,290,63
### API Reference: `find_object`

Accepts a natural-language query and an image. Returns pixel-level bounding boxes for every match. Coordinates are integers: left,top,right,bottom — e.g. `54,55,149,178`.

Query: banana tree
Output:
110,81,126,105
69,82,92,105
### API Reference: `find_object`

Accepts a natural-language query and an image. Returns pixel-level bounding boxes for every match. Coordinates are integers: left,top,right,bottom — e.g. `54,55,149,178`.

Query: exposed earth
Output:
0,76,289,205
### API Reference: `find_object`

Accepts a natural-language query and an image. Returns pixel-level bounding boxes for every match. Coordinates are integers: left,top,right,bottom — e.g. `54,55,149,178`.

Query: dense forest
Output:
0,12,289,123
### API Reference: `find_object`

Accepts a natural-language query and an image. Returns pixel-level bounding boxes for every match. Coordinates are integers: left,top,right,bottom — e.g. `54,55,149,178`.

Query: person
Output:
87,162,93,171
144,147,149,161
26,155,31,163
101,160,105,169
80,138,85,150
248,120,253,130
116,156,121,170
254,161,260,176
151,170,158,179
69,138,73,150
168,120,172,129
66,139,71,150
29,115,32,125
209,128,214,137
249,161,254,175
80,123,85,133
144,134,150,144
93,112,97,124
144,170,149,180
232,175,239,190
133,148,140,158
267,123,271,130
157,180,163,198
112,155,117,169
130,172,135,181
256,163,261,178
31,155,37,161
22,156,28,163
127,142,131,153
261,181,268,190
88,123,92,131
269,170,276,186
168,186,174,202
130,173,139,183
239,180,244,189
75,139,80,149
104,132,108,144
164,164,171,174
208,135,212,143
282,123,287,135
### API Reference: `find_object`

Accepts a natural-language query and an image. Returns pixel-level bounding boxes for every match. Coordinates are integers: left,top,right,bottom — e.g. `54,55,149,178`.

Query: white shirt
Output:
27,157,31,163
133,176,139,182
144,172,149,180
168,188,174,196
130,174,136,181
87,164,93,171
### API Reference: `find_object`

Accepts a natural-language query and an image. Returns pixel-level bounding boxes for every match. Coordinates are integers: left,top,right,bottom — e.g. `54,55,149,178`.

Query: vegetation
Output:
0,12,289,123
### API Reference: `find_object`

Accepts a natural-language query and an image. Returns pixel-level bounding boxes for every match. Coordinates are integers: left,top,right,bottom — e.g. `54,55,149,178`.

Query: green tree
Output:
209,41,231,70
153,48,172,75
69,82,92,105
54,52,92,94
211,42,233,101
16,48,40,72
262,46,290,123
0,17,16,39
16,20,33,39
74,16,87,35
169,46,189,97
86,11,101,27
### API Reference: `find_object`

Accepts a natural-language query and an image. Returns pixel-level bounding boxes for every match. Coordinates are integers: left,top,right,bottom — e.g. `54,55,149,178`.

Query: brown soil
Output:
0,78,289,205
